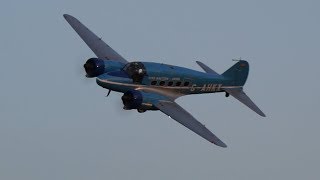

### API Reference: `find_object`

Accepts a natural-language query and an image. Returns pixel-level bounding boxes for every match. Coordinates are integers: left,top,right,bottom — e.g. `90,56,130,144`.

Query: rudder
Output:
222,60,249,86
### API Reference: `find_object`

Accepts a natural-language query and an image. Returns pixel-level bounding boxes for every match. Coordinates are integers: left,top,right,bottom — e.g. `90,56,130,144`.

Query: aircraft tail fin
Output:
222,60,249,86
222,61,266,117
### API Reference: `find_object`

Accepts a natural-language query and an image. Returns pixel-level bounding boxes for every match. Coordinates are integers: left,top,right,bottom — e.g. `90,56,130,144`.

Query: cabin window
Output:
159,81,166,86
151,81,157,85
175,81,181,86
184,82,190,86
168,81,173,86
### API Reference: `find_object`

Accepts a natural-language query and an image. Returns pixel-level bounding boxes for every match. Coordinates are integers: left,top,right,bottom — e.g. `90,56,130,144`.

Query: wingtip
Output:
195,61,202,65
63,14,76,21
258,111,266,117
216,142,227,148
212,140,227,148
219,144,228,148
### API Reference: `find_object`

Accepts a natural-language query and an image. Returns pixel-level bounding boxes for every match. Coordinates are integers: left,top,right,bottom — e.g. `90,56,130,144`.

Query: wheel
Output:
137,108,146,113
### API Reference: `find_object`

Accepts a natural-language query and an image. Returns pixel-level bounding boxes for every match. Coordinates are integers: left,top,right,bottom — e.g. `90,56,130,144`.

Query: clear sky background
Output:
1,0,319,179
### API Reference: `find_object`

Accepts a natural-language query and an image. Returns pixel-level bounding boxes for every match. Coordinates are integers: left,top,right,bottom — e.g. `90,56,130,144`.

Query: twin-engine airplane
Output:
64,14,266,148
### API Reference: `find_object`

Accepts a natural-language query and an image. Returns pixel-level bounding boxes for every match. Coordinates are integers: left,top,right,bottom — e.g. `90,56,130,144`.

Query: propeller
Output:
73,58,93,85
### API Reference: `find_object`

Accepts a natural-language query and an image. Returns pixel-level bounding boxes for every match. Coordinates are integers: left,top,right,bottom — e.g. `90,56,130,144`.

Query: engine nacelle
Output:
122,62,147,83
84,58,127,77
121,90,143,110
121,90,160,112
84,58,105,77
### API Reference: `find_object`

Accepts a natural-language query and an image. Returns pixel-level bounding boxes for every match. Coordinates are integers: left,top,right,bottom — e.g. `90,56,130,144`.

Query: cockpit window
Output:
123,62,147,83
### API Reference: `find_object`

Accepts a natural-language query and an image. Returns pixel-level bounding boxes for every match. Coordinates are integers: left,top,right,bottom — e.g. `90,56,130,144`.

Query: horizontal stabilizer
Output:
196,61,220,76
224,88,266,117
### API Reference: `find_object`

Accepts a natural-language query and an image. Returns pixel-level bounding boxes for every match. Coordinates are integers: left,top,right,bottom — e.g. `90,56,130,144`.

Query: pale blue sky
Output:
1,0,319,179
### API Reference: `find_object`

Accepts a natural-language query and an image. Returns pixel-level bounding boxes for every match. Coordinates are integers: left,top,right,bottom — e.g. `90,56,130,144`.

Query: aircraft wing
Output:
63,14,128,64
224,88,266,117
154,100,227,147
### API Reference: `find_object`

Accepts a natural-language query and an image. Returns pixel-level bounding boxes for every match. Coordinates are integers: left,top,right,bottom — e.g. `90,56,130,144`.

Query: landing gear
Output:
106,89,111,97
225,92,229,97
137,108,146,113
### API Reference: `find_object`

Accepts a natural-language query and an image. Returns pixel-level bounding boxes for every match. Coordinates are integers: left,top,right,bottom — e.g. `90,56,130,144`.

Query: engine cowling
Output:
83,58,105,77
122,62,147,83
121,90,143,110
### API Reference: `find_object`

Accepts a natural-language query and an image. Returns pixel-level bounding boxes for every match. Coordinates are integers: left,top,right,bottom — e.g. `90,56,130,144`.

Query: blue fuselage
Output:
96,61,237,96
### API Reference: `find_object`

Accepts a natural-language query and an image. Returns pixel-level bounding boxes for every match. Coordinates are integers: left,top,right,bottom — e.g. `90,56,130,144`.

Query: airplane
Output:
63,14,266,148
